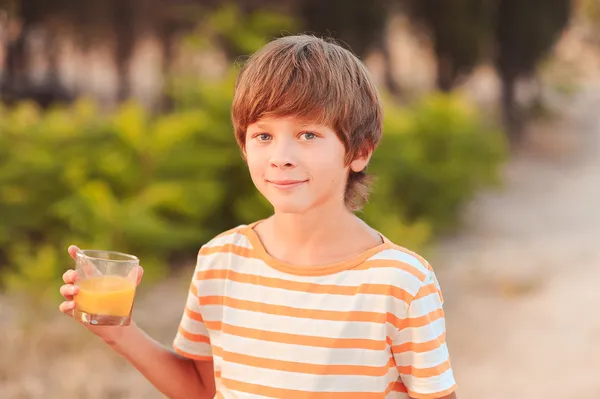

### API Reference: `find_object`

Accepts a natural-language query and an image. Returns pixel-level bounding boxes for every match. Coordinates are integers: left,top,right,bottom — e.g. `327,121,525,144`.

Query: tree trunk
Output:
1,22,29,102
380,36,403,98
436,55,455,92
501,73,523,145
112,0,136,103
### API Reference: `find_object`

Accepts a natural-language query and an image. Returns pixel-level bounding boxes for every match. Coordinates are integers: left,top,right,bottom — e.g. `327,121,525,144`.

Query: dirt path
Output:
432,82,600,399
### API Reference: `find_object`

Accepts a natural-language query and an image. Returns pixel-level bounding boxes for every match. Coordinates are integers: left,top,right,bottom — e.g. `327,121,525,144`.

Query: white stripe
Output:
226,390,272,399
203,230,252,249
196,279,408,313
369,249,429,276
220,333,389,365
408,292,443,318
180,313,208,335
221,361,400,393
173,338,212,357
185,290,202,312
394,343,450,368
202,306,385,340
393,318,447,344
400,368,455,395
196,251,424,289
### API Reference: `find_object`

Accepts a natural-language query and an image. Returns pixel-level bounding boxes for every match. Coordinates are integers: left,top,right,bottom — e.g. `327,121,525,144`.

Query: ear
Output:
349,147,373,173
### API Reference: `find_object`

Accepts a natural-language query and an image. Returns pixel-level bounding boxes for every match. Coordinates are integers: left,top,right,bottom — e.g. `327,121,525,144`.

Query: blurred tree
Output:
296,0,403,95
406,0,495,91
1,0,73,106
494,0,571,143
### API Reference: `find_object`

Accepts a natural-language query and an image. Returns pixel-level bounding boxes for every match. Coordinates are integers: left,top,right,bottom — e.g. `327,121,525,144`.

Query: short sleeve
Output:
172,254,213,361
391,273,457,398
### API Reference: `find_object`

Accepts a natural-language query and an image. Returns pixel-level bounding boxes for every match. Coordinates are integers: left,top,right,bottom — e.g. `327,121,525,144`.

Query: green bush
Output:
0,80,506,301
365,93,506,239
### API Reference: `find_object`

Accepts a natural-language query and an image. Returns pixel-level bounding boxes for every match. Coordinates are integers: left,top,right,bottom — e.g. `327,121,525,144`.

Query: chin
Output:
269,198,314,215
273,203,310,215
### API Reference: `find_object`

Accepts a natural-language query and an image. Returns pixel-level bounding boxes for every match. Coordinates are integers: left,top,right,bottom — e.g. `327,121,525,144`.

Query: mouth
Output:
266,179,308,189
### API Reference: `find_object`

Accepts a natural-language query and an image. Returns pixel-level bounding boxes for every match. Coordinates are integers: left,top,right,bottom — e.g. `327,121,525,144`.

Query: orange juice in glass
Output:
73,250,139,326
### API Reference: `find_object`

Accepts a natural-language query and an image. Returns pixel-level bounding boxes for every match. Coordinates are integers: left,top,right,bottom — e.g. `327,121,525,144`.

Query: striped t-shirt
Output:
173,222,457,398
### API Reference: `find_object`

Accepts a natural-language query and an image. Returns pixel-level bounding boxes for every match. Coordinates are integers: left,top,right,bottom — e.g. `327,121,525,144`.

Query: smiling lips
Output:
267,179,308,189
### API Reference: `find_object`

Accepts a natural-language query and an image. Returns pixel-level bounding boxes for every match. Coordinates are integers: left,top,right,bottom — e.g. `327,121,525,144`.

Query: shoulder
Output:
198,224,253,254
366,242,440,301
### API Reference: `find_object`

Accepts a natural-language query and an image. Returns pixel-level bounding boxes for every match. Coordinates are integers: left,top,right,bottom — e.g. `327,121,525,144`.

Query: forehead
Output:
249,115,331,130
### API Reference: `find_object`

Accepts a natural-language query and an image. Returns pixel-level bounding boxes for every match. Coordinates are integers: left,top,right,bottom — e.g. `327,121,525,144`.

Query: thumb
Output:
126,265,144,286
68,245,80,260
136,265,144,286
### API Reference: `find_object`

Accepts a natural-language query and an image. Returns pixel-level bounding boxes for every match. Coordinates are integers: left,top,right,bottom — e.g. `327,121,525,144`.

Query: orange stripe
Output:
196,269,413,303
189,282,199,297
397,359,452,379
198,245,428,285
388,308,445,330
172,345,213,362
199,244,255,258
386,380,408,395
407,383,457,399
198,295,387,323
214,226,245,239
356,259,427,281
199,295,442,330
217,348,395,377
184,306,204,322
414,282,438,300
178,325,210,344
392,332,446,354
204,321,386,350
221,378,400,399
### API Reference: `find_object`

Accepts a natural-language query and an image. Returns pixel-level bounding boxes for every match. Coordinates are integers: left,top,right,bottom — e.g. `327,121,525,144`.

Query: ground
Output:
434,81,600,399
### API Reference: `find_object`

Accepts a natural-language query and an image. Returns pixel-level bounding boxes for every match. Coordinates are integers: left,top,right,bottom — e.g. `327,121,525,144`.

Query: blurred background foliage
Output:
0,0,577,301
0,76,506,301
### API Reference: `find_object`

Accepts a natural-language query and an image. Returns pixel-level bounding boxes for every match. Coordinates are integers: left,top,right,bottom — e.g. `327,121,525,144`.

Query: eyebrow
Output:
254,121,320,130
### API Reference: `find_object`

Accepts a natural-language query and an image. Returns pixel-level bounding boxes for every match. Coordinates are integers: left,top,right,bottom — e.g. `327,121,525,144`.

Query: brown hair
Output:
231,34,383,211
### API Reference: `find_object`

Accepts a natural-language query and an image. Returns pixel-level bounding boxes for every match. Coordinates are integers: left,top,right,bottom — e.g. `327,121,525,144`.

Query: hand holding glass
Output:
72,250,139,326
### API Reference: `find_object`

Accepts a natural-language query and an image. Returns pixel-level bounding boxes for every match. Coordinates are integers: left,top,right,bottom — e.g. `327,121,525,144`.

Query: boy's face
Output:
244,116,368,215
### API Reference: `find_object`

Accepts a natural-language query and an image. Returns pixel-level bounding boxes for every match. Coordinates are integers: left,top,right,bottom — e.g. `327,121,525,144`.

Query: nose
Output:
269,139,296,169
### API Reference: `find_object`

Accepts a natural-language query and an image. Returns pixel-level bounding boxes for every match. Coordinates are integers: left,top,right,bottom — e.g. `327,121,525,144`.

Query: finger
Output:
60,284,78,300
62,269,79,284
68,245,80,260
78,254,103,279
59,300,75,315
136,266,144,286
125,265,144,286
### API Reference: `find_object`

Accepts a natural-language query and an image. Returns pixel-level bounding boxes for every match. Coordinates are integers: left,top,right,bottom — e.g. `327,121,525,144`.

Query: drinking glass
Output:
72,249,139,326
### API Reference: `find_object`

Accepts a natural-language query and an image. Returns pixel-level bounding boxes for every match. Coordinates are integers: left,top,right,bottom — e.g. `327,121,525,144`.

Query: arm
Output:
60,272,215,399
59,246,216,399
106,322,216,399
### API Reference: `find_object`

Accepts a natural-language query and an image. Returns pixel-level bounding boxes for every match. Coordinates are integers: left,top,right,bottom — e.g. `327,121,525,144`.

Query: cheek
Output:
245,151,266,183
309,156,347,184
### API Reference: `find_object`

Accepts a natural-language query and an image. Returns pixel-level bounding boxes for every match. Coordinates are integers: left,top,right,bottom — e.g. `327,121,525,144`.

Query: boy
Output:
60,35,457,399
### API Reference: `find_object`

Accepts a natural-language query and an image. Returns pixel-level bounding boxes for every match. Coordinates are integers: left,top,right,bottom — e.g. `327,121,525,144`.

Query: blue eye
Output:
300,132,317,140
255,133,272,141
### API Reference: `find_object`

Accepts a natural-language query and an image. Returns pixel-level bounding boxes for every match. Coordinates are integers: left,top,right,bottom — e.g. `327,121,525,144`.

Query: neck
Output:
257,199,381,266
271,203,356,249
